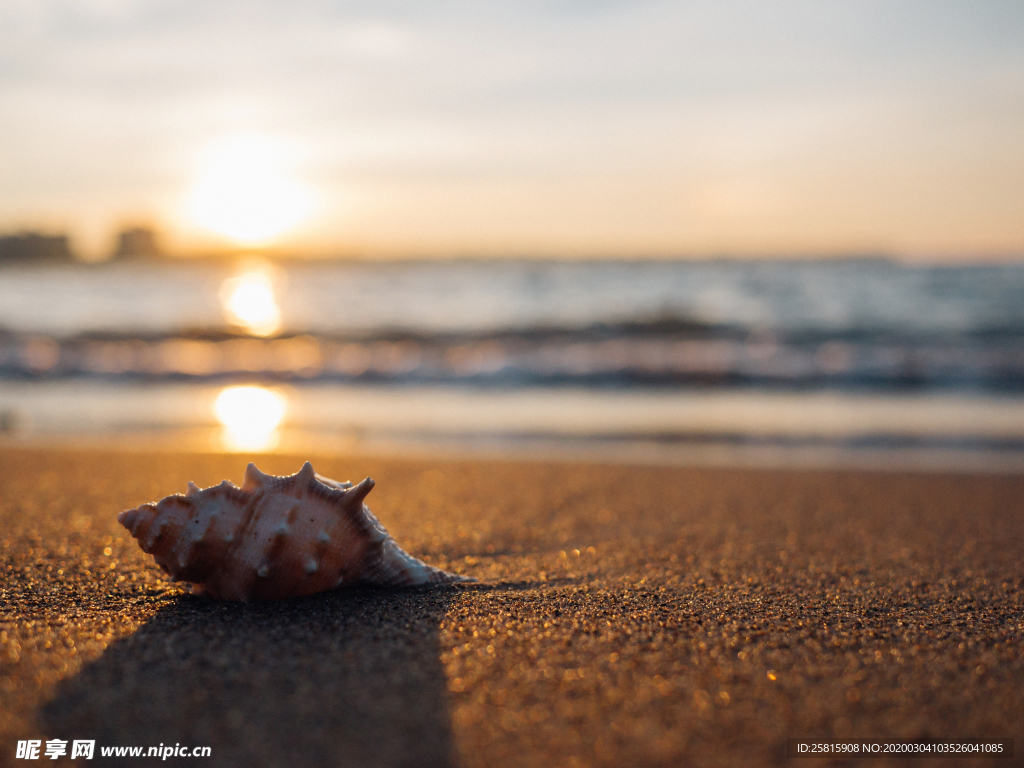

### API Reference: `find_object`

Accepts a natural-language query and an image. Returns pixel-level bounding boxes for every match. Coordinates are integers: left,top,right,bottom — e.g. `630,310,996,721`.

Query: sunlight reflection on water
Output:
213,385,287,452
219,264,282,336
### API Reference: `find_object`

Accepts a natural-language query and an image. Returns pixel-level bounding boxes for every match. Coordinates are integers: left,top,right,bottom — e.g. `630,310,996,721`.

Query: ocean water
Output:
0,257,1022,469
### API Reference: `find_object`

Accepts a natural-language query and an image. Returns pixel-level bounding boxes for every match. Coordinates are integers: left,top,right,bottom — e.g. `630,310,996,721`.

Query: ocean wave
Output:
1,320,1021,392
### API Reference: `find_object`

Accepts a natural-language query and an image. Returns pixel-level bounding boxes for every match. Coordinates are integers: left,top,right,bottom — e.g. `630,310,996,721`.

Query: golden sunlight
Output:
186,134,314,246
214,385,287,452
220,265,282,336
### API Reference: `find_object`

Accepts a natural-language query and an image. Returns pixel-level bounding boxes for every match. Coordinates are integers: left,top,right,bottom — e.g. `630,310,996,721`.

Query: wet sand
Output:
1,446,1022,767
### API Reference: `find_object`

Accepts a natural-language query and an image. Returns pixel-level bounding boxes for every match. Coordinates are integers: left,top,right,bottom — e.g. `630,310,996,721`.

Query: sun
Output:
186,134,314,246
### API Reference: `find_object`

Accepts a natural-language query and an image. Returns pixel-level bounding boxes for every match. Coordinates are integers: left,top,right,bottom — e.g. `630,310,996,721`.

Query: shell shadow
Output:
42,587,459,768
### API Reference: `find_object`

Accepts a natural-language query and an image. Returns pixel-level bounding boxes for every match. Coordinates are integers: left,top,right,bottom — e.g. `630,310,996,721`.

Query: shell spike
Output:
296,461,316,484
346,477,375,506
242,462,271,491
186,481,201,497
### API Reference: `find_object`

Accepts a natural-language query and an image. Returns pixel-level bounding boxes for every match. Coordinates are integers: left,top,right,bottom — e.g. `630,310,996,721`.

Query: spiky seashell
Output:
117,462,473,601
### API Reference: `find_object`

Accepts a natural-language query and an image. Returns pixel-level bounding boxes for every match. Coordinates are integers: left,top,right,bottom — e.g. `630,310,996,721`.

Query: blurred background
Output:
0,0,1022,469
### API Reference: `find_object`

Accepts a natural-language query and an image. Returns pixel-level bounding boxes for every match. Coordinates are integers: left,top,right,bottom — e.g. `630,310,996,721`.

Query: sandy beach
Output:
1,445,1022,767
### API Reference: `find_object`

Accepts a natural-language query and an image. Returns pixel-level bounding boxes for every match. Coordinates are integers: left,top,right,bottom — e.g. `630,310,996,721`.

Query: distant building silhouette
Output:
0,232,73,263
113,226,161,258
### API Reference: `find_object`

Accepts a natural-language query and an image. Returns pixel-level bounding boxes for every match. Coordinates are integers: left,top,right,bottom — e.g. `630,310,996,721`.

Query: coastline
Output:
3,380,1024,477
2,445,1022,766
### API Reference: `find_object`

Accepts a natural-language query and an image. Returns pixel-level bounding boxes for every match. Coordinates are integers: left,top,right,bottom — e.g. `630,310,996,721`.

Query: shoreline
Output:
2,429,1024,476
2,380,1024,477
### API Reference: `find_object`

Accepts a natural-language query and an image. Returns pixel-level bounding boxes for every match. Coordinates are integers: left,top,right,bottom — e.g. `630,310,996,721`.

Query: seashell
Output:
117,461,473,601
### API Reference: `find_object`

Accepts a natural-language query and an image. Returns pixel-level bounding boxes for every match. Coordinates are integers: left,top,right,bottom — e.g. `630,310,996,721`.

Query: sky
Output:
0,0,1022,259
